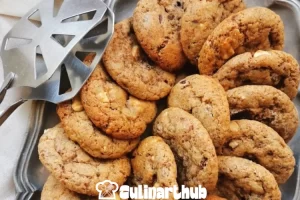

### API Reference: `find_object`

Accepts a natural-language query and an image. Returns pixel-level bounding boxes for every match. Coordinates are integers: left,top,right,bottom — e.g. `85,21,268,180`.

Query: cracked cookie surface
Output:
219,120,295,184
227,85,299,142
217,156,281,200
153,107,218,191
81,62,157,140
38,124,131,196
168,75,230,147
214,50,300,99
133,0,186,72
103,19,175,101
41,175,96,200
131,136,178,199
181,0,245,65
57,98,139,159
198,7,284,75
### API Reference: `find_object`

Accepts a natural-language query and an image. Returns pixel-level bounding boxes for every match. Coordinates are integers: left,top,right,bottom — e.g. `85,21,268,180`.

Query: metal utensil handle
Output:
0,74,27,126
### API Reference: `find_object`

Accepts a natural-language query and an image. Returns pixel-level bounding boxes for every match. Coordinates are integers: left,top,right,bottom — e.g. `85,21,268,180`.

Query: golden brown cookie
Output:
132,0,186,72
153,107,218,191
131,136,178,199
57,96,139,159
217,156,281,200
168,75,230,147
206,195,227,200
81,62,157,140
131,136,177,186
214,50,300,99
181,0,245,65
41,175,96,200
227,85,299,142
219,120,295,184
198,7,284,75
103,19,175,101
38,124,131,196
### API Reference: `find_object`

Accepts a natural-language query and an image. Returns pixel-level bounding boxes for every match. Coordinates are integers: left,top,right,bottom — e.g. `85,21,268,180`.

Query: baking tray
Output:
11,0,300,199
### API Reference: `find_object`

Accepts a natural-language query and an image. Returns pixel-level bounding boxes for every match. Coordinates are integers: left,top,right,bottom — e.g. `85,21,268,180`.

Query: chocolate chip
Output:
200,157,208,169
159,14,162,23
168,14,175,20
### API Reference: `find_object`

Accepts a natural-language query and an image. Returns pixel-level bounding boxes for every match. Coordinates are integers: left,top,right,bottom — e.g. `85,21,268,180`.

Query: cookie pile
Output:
38,1,300,199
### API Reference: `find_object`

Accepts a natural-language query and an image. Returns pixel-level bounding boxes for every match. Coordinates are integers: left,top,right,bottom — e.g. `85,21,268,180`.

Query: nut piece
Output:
71,95,83,112
253,50,271,57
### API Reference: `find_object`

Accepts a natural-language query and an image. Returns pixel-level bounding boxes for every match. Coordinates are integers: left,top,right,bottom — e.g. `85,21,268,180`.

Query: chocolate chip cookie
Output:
153,107,218,191
198,7,284,75
227,85,299,142
57,96,139,159
168,75,230,147
103,19,175,101
219,120,295,184
214,50,300,99
41,175,96,200
38,124,131,196
81,62,157,140
181,0,245,65
133,0,186,72
131,136,178,198
217,156,281,200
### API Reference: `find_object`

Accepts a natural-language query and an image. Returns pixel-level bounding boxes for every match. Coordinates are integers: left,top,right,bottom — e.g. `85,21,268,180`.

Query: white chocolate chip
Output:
199,23,205,29
132,45,140,60
229,141,239,149
72,95,83,112
254,50,271,57
230,121,240,133
97,92,109,103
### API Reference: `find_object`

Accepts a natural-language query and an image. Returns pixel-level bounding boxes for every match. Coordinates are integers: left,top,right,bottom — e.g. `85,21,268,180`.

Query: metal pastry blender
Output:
0,0,115,126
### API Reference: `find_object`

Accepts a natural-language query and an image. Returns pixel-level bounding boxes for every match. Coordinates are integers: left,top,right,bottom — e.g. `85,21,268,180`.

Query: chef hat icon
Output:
96,180,119,200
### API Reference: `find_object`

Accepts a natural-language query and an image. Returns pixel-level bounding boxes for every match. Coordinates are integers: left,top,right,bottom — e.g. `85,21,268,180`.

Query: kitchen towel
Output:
0,0,40,199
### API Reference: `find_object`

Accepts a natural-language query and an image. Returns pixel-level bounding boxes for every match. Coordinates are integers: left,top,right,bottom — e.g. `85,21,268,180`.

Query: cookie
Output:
227,85,299,142
153,107,218,191
198,7,284,75
168,75,230,147
103,18,176,101
217,156,281,200
214,50,300,99
38,124,131,196
57,96,139,159
131,136,177,186
81,62,157,140
219,120,295,184
132,0,186,72
131,136,178,199
206,195,227,200
41,175,96,200
181,0,245,65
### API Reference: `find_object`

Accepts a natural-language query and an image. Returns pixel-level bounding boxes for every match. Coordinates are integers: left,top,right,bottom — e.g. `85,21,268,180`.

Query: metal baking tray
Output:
11,0,300,199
